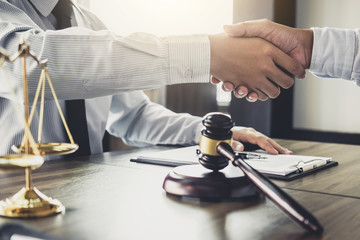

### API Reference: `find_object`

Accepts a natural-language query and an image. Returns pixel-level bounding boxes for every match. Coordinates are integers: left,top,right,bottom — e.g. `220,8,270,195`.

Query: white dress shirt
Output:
310,27,360,84
0,0,209,158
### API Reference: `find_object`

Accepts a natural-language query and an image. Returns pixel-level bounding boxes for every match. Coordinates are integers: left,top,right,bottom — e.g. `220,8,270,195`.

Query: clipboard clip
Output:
295,159,328,172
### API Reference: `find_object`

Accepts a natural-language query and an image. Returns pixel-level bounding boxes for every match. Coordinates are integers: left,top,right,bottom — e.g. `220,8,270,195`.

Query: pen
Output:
296,159,328,172
236,152,267,159
217,142,323,235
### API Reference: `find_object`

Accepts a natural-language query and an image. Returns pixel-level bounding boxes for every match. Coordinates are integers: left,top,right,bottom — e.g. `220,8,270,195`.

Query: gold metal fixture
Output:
0,39,76,217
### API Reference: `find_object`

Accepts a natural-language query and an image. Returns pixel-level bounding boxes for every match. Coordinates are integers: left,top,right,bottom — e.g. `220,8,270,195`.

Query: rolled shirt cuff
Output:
310,27,356,80
165,34,210,85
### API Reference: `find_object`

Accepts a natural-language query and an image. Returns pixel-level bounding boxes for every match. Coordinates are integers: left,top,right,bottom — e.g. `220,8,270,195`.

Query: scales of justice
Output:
0,40,79,218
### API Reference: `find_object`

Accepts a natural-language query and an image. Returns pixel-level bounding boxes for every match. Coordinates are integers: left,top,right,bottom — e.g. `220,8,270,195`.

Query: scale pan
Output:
0,154,44,170
12,143,79,155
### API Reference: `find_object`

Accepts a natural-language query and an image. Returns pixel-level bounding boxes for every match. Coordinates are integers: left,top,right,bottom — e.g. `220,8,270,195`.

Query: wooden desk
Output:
0,139,359,240
274,139,360,198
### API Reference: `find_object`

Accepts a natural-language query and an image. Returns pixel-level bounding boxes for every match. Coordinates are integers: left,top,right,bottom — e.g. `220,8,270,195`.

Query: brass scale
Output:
0,40,78,218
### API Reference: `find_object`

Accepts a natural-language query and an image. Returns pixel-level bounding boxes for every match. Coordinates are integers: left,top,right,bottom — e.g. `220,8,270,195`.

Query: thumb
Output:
223,23,246,37
223,19,270,38
231,140,244,152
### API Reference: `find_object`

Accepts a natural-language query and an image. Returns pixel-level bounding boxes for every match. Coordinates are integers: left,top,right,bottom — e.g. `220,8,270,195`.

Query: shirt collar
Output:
29,0,59,17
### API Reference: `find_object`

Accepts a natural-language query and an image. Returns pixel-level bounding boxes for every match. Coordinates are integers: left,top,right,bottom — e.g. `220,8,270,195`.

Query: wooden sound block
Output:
162,164,261,201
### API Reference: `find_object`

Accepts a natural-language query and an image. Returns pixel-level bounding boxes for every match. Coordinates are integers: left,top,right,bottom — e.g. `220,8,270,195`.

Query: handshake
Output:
209,19,314,102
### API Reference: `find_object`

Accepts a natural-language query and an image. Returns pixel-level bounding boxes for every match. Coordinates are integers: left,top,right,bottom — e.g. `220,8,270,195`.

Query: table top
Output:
0,139,359,240
273,139,360,198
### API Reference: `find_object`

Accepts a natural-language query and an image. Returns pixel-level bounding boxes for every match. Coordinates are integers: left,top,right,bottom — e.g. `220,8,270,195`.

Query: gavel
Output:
196,112,323,234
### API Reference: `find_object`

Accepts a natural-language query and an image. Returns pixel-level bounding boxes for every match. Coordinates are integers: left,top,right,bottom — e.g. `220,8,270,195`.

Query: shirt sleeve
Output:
0,2,210,101
310,27,360,85
106,91,202,147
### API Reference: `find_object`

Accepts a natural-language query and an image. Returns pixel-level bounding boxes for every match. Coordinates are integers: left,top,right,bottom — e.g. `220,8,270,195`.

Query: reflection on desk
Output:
0,139,359,240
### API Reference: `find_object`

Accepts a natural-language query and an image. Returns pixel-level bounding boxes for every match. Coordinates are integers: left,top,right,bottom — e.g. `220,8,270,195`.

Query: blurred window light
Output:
87,0,232,36
216,84,231,106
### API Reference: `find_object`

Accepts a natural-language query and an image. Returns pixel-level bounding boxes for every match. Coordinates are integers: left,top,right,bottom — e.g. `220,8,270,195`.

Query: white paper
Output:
134,145,332,176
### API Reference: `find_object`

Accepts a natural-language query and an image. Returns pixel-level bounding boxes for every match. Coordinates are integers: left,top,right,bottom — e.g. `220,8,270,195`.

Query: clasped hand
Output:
209,19,313,102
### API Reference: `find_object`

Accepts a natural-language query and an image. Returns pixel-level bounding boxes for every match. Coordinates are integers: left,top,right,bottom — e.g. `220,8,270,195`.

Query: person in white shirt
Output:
217,19,360,101
0,1,296,159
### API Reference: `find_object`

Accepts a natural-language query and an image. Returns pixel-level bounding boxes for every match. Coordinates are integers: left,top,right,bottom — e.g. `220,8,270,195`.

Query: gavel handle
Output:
216,142,323,235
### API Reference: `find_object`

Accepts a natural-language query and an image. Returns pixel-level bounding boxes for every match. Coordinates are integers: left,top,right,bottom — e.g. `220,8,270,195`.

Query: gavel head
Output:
197,112,234,171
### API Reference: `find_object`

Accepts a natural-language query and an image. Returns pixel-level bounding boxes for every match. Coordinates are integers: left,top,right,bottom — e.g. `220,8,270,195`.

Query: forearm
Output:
0,0,210,101
106,91,202,147
1,28,210,100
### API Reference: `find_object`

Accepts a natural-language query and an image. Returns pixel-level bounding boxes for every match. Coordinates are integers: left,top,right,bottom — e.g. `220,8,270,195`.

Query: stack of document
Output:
131,145,336,179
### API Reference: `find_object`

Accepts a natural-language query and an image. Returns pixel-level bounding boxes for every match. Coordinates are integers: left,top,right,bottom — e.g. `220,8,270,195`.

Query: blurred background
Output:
76,0,360,150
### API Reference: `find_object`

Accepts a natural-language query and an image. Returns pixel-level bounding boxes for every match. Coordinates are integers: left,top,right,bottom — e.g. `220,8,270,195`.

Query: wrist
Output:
302,29,314,69
208,33,224,78
166,34,211,84
208,34,217,76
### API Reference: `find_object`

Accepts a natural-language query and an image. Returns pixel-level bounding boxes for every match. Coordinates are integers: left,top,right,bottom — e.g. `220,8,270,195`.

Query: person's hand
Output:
217,19,314,102
231,126,292,155
210,76,259,102
208,33,305,101
224,19,314,69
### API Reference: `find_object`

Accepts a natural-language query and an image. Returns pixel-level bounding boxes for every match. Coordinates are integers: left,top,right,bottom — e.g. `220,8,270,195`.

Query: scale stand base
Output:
163,164,261,201
0,187,65,218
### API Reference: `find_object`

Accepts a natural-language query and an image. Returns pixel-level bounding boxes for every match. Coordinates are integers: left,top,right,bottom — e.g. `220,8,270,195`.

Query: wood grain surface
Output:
0,139,359,240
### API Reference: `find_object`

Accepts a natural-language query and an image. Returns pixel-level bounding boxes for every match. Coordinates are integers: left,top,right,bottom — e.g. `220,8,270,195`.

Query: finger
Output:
246,92,259,102
236,129,280,154
222,81,235,92
257,139,279,155
255,81,281,100
258,138,294,155
271,47,306,80
267,138,293,154
223,19,270,38
233,86,248,98
231,141,244,152
210,76,221,85
252,78,279,99
267,65,295,90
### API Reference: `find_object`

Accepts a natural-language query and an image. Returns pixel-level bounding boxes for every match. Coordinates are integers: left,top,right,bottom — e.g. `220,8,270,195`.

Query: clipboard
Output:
263,160,338,180
131,145,338,181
